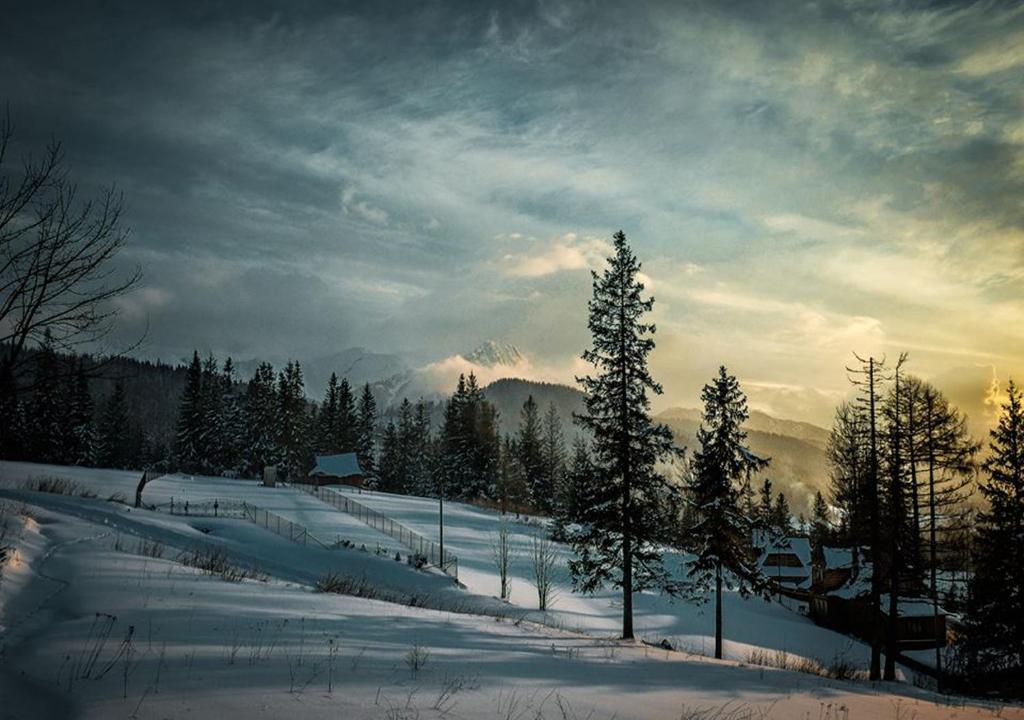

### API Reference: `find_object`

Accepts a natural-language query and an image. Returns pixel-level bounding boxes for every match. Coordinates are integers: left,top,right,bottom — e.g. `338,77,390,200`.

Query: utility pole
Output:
439,474,445,570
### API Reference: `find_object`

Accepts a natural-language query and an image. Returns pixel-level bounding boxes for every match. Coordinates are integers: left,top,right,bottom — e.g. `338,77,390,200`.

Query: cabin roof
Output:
309,453,363,478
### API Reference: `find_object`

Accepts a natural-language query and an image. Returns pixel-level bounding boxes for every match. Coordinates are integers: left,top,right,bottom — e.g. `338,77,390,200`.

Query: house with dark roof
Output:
754,531,812,590
304,453,364,488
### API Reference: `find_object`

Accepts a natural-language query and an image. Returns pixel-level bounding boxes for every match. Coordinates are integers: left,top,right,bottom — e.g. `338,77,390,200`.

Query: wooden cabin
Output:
303,453,364,488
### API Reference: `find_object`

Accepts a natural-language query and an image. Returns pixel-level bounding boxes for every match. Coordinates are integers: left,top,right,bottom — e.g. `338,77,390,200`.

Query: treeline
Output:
173,352,377,481
824,356,977,680
821,354,1024,694
0,336,169,469
375,374,588,528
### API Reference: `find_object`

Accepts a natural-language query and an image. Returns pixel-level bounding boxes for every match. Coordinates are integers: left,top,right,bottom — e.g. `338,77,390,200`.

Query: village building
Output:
754,532,812,591
807,549,948,650
303,453,364,488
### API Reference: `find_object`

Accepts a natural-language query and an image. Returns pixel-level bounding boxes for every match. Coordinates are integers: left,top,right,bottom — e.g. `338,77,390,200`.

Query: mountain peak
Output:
464,340,526,367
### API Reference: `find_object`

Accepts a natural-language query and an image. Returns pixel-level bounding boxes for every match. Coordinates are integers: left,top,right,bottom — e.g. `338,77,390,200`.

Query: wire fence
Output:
151,498,331,550
241,503,332,549
156,498,249,519
297,483,458,580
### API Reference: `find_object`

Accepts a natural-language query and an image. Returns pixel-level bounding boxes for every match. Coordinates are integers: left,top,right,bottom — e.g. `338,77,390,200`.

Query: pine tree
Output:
175,351,205,473
397,398,417,491
497,434,527,514
517,395,545,508
811,491,831,552
540,403,566,517
772,491,791,533
569,230,681,640
244,362,279,477
555,436,593,532
277,361,310,480
827,401,871,547
434,374,499,501
28,333,64,464
964,380,1024,682
377,420,401,493
758,478,774,534
214,358,244,474
684,365,769,659
318,373,340,453
473,393,501,500
336,378,357,453
0,364,20,460
67,358,96,465
356,383,377,481
408,400,434,496
97,382,131,469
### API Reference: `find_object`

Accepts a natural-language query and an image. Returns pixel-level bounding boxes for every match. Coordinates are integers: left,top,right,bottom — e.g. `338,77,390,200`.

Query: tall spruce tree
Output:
356,383,377,481
811,491,832,553
827,401,871,547
517,396,545,507
685,366,769,659
97,382,131,469
175,351,205,473
318,373,341,453
569,230,680,640
336,378,357,453
556,436,594,531
29,333,64,463
540,403,566,516
214,358,244,474
244,362,279,477
377,420,401,493
277,361,309,480
964,380,1024,683
67,358,96,465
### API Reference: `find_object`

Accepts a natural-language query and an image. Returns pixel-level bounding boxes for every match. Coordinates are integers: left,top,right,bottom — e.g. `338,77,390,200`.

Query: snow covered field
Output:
0,460,1019,720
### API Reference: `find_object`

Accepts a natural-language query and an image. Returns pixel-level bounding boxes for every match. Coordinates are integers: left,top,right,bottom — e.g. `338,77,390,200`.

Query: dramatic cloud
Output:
2,1,1021,429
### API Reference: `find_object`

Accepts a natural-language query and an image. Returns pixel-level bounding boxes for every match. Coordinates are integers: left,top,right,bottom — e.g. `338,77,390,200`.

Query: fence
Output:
159,498,249,519
152,497,330,550
240,503,331,549
298,484,458,580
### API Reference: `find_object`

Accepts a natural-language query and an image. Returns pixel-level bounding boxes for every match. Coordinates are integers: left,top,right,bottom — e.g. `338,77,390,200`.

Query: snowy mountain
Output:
464,340,526,368
368,340,532,411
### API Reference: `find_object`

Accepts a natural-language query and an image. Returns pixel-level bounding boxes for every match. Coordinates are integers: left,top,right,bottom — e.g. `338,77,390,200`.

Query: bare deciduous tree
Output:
490,516,516,601
0,109,140,396
531,532,558,611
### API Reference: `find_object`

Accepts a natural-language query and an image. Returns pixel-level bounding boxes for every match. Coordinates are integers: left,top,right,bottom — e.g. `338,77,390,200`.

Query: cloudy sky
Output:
2,1,1022,428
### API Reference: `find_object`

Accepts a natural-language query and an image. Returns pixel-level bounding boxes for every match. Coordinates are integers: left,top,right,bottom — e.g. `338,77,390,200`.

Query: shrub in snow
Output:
23,475,96,498
405,643,429,675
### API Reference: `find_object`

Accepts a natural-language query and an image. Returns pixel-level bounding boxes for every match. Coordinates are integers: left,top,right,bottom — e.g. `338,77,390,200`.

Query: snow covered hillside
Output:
0,461,1018,720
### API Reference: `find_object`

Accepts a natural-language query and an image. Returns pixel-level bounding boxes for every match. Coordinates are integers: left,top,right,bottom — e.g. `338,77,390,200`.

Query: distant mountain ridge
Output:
224,345,834,514
654,407,830,514
476,379,831,514
656,406,830,450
